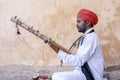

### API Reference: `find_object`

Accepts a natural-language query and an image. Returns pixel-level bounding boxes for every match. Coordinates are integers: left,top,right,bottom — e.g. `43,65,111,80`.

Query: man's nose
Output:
76,24,79,28
76,24,77,27
76,23,78,27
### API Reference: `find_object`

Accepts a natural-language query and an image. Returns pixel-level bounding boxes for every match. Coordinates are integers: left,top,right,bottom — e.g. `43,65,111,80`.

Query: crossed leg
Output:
52,70,86,80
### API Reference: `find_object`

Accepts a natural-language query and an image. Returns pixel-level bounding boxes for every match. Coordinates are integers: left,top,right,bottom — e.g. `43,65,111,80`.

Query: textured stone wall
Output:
0,0,120,67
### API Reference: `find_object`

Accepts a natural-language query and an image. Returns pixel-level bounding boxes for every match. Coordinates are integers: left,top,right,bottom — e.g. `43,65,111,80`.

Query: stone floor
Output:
104,65,120,80
0,65,119,80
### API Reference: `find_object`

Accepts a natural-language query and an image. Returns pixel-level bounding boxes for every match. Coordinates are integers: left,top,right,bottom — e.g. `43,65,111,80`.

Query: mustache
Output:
76,25,80,28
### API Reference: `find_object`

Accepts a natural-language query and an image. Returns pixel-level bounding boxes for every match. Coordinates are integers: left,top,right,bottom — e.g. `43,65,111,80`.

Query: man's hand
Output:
49,43,59,53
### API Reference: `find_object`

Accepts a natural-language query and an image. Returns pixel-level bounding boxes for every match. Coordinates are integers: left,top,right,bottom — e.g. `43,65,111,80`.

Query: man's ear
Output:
85,21,91,26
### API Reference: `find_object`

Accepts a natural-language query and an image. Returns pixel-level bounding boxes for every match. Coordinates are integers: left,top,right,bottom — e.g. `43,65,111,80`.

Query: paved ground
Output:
104,65,120,80
0,65,119,80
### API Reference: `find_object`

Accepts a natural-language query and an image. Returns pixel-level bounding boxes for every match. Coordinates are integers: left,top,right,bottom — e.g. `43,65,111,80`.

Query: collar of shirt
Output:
84,27,94,35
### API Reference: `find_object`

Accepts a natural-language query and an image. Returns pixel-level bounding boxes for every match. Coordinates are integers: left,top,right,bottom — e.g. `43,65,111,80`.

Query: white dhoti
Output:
52,69,86,80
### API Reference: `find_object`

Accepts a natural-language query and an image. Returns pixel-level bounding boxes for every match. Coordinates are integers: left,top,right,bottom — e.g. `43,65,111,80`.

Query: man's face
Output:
76,18,87,33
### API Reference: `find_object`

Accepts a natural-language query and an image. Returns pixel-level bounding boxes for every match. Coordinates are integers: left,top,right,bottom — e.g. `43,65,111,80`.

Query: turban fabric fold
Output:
77,9,98,25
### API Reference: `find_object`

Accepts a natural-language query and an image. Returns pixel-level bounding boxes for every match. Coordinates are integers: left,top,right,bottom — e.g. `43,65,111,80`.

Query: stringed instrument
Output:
10,16,71,54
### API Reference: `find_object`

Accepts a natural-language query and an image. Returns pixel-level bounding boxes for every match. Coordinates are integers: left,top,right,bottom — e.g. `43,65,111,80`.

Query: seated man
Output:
32,9,104,80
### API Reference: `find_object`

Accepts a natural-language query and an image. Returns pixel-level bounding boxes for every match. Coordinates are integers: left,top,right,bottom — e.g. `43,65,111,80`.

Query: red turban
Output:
77,9,98,25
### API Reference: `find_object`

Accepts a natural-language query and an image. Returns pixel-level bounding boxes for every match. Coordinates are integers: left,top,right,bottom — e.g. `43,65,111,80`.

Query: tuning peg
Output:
31,26,33,29
18,18,21,21
15,16,17,18
37,30,39,33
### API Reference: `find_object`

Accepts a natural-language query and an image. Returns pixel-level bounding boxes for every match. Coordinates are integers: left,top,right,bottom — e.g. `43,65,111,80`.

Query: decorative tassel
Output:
17,30,20,35
16,23,20,35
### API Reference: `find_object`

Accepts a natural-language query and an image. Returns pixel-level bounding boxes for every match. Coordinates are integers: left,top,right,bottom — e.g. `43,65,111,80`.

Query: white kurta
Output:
52,28,104,80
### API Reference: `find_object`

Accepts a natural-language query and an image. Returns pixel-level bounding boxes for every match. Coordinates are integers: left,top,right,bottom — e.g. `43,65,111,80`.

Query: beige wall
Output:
0,0,120,67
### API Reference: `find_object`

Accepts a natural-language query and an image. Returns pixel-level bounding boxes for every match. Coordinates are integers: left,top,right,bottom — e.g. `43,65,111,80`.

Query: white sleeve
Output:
58,36,98,67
